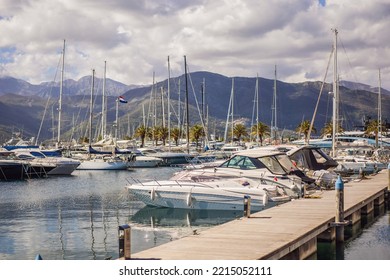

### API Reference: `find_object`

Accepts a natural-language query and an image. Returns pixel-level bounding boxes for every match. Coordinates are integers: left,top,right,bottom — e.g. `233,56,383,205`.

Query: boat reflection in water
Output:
127,206,243,253
129,206,242,228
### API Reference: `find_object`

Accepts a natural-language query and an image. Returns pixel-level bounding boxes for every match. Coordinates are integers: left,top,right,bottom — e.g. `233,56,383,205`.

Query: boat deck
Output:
130,170,388,260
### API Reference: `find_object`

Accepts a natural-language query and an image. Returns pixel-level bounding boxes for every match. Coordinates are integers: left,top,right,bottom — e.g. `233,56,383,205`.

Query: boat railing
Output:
127,176,222,189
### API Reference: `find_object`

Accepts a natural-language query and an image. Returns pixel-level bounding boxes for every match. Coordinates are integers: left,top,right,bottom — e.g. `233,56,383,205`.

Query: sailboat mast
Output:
167,56,171,151
89,69,95,147
178,78,181,145
224,78,233,142
256,74,260,142
271,65,278,143
161,86,165,128
101,61,107,139
378,68,382,147
332,28,339,157
57,39,65,148
231,78,234,144
184,55,190,154
115,97,119,141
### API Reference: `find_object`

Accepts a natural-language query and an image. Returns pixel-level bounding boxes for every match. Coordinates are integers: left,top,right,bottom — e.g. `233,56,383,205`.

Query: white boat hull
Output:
77,160,128,170
127,179,290,211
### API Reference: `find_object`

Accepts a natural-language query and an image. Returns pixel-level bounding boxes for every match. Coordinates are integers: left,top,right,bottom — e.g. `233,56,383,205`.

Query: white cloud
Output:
0,0,389,89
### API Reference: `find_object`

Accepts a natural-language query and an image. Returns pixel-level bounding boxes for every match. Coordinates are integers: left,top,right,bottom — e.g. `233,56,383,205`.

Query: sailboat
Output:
76,69,128,170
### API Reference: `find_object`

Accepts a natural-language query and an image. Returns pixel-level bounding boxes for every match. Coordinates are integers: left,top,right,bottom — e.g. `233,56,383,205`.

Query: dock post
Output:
387,163,390,202
388,163,390,191
335,175,344,242
244,195,251,218
119,224,131,260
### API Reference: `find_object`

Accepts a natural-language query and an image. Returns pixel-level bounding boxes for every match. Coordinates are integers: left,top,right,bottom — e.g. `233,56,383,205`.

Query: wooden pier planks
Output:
131,171,388,260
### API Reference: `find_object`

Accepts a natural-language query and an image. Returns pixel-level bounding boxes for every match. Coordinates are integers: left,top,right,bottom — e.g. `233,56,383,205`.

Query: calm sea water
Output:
0,167,389,260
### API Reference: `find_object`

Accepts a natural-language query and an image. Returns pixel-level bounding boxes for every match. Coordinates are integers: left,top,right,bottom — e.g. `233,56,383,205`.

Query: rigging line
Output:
69,93,87,143
250,77,257,142
36,54,62,145
160,86,180,126
186,65,209,146
339,35,359,85
307,46,334,143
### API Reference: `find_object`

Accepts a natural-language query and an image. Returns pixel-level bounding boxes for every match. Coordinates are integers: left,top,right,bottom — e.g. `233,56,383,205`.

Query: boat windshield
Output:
220,154,289,175
220,155,262,170
275,154,297,172
257,155,287,175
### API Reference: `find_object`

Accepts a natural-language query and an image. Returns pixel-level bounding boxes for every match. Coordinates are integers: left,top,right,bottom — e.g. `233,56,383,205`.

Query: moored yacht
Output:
171,149,309,197
12,149,80,175
127,177,292,211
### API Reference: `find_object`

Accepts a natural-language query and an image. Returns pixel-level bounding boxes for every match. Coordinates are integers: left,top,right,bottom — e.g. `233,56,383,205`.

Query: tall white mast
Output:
161,86,165,128
115,97,119,142
251,74,260,143
184,55,190,154
167,56,171,151
224,78,234,143
378,68,382,147
231,78,234,144
271,65,278,143
89,69,95,148
101,61,107,139
57,39,65,148
332,28,339,157
256,74,259,143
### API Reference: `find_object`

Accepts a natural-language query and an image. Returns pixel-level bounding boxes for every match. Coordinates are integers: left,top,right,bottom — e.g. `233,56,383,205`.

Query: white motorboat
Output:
127,177,291,211
12,149,80,175
170,149,307,197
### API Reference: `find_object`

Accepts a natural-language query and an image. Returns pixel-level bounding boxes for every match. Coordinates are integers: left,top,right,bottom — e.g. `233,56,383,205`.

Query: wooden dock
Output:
130,170,389,260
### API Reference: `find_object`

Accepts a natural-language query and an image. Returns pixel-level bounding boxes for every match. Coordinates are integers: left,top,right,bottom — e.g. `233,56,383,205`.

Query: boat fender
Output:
150,188,156,201
186,193,192,207
262,193,268,206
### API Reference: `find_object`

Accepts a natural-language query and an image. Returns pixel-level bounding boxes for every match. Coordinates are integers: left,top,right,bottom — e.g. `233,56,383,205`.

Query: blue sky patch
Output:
0,47,17,63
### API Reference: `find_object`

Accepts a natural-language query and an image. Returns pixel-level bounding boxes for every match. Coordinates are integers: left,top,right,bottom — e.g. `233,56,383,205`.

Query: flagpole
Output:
115,97,119,143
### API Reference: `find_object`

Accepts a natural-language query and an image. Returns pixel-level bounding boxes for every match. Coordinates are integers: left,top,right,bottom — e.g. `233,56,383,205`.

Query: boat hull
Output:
0,161,28,180
77,160,128,170
48,162,81,175
128,180,290,211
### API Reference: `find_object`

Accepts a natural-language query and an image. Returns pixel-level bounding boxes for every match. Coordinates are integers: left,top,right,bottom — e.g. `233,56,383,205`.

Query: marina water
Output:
0,167,389,260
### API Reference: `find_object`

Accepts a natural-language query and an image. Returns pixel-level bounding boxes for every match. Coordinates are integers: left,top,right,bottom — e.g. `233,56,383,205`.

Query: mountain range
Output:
0,72,389,145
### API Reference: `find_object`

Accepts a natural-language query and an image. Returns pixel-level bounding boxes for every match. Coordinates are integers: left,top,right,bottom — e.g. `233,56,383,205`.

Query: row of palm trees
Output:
132,119,386,148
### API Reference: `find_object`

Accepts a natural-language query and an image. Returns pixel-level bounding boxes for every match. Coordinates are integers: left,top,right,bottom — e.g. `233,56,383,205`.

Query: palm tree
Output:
365,119,386,148
321,122,344,138
158,126,169,146
233,123,248,143
170,127,181,146
190,124,205,148
135,125,148,147
147,126,160,146
296,120,316,143
251,122,270,146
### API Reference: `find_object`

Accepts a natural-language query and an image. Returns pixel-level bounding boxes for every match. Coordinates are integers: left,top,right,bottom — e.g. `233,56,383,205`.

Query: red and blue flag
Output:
118,96,128,103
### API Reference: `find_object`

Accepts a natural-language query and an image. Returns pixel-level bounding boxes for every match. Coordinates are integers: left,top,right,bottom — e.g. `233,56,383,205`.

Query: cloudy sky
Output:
1,0,390,89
